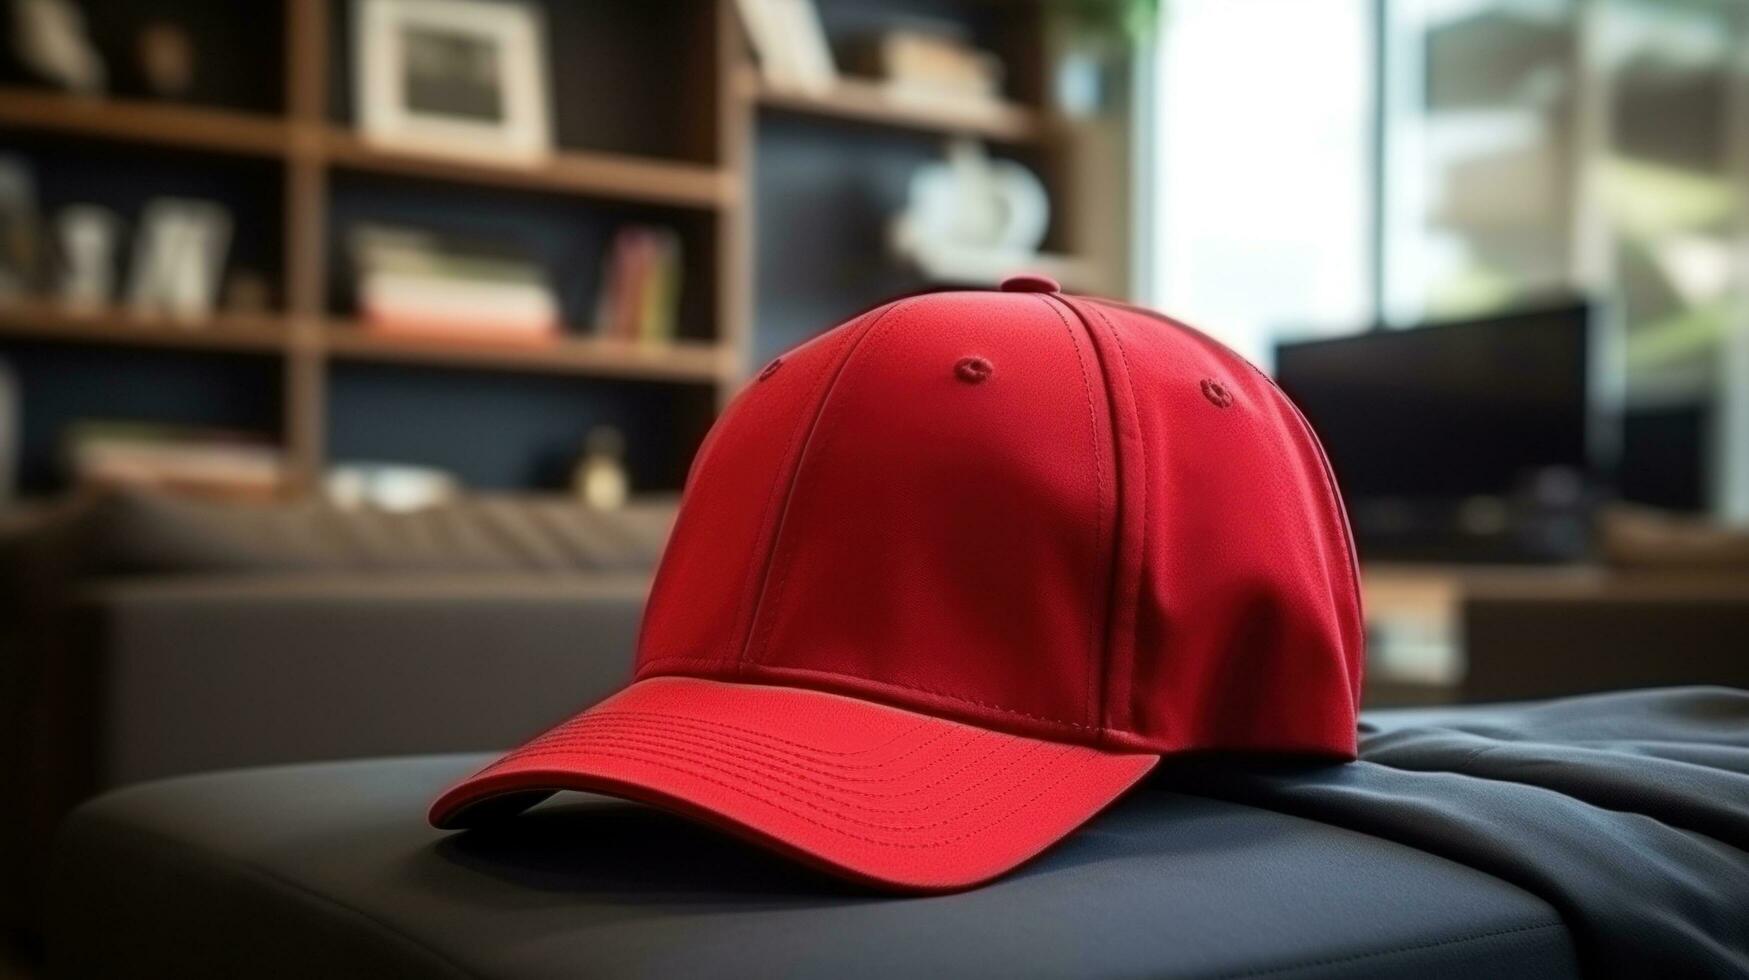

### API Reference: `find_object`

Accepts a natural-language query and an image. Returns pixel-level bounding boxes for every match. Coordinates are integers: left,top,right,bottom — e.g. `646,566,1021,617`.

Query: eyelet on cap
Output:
1201,378,1234,408
757,357,784,381
955,356,994,383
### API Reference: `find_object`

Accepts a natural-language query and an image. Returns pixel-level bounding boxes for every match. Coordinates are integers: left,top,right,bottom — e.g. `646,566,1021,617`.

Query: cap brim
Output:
429,675,1157,892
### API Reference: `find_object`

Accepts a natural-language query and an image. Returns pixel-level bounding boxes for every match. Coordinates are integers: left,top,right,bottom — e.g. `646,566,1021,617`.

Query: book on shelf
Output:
351,226,559,345
592,226,682,346
840,25,1004,105
736,0,837,92
66,422,285,501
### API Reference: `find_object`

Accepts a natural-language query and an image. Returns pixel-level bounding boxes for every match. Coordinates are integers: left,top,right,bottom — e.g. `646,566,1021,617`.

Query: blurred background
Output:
1,0,1747,959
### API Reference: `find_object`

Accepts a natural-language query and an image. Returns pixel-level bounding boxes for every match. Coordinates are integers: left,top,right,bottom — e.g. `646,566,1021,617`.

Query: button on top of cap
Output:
999,273,1061,294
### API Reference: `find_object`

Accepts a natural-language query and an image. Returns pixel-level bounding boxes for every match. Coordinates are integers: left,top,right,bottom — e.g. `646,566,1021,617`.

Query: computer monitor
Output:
1273,301,1599,562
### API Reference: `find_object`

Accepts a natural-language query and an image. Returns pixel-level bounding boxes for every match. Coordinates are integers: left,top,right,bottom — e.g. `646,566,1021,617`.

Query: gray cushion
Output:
50,755,1577,979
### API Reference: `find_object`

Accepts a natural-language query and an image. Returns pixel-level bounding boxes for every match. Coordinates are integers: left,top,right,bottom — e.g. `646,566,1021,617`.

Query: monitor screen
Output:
1273,303,1593,504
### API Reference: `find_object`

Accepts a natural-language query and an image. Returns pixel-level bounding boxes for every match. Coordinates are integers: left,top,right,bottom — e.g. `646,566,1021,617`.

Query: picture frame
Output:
354,0,552,161
126,198,232,322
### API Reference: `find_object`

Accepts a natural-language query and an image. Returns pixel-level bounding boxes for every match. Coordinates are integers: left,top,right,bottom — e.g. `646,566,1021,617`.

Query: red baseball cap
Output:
430,276,1364,891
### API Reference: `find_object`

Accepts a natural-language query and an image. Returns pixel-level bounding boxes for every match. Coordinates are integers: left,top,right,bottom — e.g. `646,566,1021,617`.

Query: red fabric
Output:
433,284,1364,889
1064,297,1365,754
429,676,1156,891
636,308,889,676
743,293,1116,733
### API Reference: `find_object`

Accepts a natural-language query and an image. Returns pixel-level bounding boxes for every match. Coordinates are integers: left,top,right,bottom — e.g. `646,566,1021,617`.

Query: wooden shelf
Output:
0,89,736,211
740,70,1051,143
0,87,289,157
0,300,729,383
0,300,293,352
321,131,737,210
320,325,726,383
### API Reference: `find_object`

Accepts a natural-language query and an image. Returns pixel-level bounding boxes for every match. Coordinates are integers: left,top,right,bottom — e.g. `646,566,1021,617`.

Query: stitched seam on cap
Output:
1035,294,1107,730
1080,298,1147,741
639,657,1097,731
726,323,857,666
521,717,958,775
526,724,999,791
730,301,909,670
742,298,918,667
571,709,932,758
479,731,1044,814
488,741,1102,847
742,300,913,666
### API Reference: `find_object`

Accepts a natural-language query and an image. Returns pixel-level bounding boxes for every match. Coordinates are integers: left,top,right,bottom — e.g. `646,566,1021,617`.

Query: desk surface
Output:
1359,562,1749,707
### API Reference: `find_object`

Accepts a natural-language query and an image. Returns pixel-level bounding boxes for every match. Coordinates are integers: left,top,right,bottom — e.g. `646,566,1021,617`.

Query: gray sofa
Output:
44,747,1578,980
2,490,667,932
47,687,1749,977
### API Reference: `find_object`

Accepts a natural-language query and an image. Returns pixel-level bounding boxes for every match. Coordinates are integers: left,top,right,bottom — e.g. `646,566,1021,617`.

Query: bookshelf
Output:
0,0,1117,496
0,89,291,157
319,130,738,210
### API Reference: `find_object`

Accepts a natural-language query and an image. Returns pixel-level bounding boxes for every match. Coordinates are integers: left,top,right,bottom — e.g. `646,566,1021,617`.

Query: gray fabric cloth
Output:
49,753,1577,980
1167,687,1749,979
